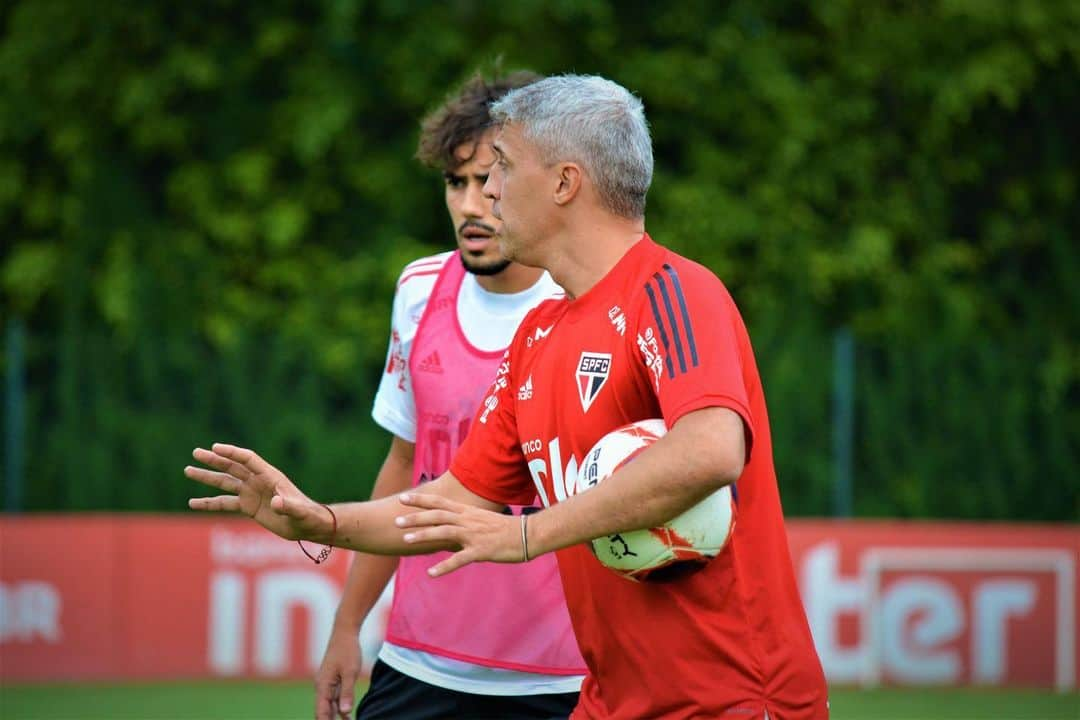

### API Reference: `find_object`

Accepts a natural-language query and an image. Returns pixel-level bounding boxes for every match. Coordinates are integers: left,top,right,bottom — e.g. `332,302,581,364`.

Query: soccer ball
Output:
576,418,736,582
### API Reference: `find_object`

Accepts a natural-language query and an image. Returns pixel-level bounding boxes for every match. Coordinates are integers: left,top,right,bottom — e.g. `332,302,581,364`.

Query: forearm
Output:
528,407,745,556
326,472,504,555
324,489,442,555
332,436,410,629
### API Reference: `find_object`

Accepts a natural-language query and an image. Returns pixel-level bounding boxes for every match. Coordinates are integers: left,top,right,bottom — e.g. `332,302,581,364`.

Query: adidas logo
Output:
518,375,534,400
418,351,444,374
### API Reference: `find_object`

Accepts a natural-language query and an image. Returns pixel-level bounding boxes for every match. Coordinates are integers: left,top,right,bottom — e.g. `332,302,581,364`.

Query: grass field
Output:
1,682,1076,720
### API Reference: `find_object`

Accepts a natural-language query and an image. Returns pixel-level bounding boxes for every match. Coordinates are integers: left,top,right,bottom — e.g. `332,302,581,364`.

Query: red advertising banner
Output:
0,516,375,682
1,516,1076,689
790,521,1078,691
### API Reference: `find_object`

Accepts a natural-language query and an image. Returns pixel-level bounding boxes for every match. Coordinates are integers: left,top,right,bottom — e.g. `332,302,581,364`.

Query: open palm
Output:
185,443,331,543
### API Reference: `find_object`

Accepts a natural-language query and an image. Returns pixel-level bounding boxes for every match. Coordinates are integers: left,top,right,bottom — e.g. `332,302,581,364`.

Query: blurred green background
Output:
1,0,1077,521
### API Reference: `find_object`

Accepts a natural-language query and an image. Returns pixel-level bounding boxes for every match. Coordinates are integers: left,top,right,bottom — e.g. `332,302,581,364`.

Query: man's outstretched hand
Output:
395,492,527,577
185,443,333,543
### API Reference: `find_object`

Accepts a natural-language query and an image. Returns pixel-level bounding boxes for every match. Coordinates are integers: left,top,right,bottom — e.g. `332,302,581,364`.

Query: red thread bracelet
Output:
298,504,337,564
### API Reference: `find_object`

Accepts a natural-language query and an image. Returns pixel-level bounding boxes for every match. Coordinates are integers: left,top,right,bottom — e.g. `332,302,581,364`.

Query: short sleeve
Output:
450,344,536,506
371,262,443,441
634,261,755,456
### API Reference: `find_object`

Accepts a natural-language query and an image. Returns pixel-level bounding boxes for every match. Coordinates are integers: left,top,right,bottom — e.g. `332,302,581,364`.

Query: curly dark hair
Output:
416,69,541,172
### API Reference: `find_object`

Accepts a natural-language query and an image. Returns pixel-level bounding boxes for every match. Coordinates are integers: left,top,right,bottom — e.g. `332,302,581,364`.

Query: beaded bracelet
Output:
298,503,337,564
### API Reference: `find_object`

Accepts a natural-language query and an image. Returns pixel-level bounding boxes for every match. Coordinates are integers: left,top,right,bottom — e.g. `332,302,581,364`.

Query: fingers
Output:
191,447,253,483
426,548,478,578
314,674,338,720
270,493,308,518
315,691,335,720
211,442,275,477
401,525,464,547
188,496,241,512
338,669,358,718
398,492,464,513
394,508,461,529
183,466,241,494
314,667,356,720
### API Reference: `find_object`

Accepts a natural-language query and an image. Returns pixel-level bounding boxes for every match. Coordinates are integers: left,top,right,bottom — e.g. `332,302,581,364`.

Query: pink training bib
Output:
386,253,585,675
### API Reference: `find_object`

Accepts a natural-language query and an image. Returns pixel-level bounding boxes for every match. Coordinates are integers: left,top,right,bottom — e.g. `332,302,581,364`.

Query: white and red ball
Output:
576,418,735,582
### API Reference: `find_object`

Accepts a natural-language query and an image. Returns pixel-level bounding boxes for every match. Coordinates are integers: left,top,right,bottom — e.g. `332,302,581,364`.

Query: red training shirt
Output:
450,234,828,720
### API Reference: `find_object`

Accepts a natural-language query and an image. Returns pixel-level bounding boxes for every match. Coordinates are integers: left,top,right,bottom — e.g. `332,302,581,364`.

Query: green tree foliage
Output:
1,0,1077,519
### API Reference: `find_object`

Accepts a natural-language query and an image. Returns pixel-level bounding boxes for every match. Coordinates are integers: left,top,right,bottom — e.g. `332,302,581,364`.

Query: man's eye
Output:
477,175,488,184
446,176,465,188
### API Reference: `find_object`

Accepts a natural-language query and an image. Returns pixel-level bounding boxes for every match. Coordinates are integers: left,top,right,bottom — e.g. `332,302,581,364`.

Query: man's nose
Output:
482,172,498,201
463,181,488,217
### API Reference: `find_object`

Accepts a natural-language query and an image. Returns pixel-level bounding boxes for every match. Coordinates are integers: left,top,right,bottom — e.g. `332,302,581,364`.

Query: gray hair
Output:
490,74,653,219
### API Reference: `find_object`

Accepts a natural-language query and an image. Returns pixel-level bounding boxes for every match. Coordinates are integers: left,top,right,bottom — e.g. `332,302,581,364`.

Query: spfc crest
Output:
576,352,612,413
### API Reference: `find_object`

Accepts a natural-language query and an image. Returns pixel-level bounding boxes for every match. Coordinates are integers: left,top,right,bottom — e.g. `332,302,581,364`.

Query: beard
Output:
457,219,510,276
459,251,512,276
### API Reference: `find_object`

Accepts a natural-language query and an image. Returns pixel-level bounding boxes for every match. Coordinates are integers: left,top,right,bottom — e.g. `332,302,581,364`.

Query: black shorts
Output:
355,659,580,720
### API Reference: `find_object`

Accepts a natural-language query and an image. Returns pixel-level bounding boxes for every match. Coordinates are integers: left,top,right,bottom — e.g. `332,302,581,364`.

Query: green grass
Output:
0,682,1076,719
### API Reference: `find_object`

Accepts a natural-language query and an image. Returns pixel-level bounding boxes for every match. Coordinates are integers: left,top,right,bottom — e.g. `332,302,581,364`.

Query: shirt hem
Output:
384,633,588,676
378,642,585,696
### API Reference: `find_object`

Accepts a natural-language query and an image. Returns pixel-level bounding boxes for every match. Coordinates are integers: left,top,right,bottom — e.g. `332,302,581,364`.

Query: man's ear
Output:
553,163,582,207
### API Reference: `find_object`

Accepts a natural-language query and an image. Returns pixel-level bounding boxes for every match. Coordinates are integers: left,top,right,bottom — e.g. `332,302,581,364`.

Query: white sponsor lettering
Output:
527,437,579,507
0,581,62,643
254,571,339,674
211,528,308,567
636,328,664,392
209,571,245,674
608,306,626,336
526,458,551,507
479,357,511,424
520,438,543,454
801,543,868,680
880,578,963,683
801,543,1074,690
972,580,1036,683
207,570,393,678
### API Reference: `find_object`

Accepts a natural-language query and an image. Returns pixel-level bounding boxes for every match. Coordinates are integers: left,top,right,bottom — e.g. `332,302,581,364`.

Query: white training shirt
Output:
370,251,580,695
